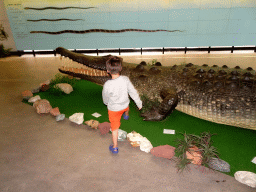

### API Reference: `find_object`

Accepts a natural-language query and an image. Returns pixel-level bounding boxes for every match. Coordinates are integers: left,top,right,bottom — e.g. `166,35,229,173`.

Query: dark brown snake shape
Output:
30,29,184,34
24,7,95,10
27,19,83,22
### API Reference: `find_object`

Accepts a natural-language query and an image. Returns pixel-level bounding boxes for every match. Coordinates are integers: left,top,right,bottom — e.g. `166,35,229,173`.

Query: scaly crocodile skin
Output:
56,47,256,130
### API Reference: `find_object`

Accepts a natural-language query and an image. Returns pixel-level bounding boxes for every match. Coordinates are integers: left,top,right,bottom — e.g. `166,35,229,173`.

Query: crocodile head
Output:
56,47,112,85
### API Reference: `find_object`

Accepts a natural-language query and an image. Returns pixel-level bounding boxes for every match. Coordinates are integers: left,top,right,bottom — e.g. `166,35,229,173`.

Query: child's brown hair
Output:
106,56,123,74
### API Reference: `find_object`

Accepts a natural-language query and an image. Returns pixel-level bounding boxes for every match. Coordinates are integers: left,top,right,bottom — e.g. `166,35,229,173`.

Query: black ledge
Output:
10,46,256,57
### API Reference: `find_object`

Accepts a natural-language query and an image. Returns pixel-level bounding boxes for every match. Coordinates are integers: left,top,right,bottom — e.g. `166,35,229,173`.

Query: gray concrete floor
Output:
0,54,255,192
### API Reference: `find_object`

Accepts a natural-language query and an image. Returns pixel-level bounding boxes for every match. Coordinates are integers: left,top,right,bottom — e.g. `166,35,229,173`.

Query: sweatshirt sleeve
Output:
102,83,108,106
126,77,142,109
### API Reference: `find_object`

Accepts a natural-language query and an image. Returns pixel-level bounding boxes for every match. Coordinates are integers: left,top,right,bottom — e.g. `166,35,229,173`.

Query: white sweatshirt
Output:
102,76,142,111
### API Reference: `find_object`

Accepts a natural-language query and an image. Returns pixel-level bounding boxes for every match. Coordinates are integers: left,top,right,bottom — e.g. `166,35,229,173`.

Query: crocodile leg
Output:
141,88,178,121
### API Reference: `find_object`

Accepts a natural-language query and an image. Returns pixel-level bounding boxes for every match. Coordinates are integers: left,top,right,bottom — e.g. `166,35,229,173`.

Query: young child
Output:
102,56,142,154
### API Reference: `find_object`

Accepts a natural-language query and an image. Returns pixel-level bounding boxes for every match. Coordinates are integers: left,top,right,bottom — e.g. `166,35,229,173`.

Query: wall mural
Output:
3,0,256,50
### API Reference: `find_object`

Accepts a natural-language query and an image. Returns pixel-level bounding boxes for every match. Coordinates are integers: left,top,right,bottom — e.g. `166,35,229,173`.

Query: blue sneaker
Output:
123,113,129,120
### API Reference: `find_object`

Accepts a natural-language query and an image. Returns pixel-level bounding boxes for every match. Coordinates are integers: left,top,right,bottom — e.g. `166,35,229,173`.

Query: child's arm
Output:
127,78,142,109
102,84,109,105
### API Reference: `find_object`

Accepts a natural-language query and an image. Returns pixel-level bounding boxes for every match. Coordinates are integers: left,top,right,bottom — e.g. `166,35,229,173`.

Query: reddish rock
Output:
50,107,60,116
40,84,50,92
150,145,176,159
33,99,52,114
22,90,33,98
98,122,111,135
186,146,202,165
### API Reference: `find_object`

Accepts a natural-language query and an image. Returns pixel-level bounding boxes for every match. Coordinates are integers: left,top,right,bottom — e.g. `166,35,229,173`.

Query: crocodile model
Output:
56,47,256,130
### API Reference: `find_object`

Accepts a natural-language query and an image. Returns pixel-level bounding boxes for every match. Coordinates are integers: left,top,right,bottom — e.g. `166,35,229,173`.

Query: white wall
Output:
0,0,16,51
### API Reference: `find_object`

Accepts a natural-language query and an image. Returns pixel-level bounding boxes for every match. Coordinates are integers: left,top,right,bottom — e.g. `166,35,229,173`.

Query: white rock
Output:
28,95,41,103
140,137,153,153
127,132,143,143
69,113,84,125
55,83,73,94
234,171,256,188
127,131,153,152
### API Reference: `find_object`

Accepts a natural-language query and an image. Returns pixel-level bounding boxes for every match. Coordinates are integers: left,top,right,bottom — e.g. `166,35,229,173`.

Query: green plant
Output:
175,131,219,172
0,44,12,58
48,73,79,96
147,59,157,66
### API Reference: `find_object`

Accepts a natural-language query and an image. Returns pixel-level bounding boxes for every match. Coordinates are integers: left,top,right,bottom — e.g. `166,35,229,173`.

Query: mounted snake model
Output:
56,47,256,130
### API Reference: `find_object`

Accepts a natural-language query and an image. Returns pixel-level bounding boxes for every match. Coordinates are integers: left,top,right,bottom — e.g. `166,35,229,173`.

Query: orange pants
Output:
108,107,129,131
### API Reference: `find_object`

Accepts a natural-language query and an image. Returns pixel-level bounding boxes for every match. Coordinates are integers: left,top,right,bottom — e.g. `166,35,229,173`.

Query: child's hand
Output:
139,108,142,110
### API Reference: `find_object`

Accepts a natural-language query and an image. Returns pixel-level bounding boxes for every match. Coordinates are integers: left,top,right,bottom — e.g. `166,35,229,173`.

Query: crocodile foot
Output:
140,107,165,121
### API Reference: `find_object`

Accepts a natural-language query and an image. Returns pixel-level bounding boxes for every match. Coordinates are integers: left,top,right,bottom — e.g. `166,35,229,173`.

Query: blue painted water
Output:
6,7,256,50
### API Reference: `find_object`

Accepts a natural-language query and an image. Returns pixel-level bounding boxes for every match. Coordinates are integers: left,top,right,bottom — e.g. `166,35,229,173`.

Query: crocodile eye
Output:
222,65,228,68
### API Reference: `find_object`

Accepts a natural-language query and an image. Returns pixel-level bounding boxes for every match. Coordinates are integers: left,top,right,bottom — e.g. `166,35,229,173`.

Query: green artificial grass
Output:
24,78,256,177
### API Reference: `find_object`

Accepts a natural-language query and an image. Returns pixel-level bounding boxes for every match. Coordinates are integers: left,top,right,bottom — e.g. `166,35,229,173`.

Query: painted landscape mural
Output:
3,0,256,50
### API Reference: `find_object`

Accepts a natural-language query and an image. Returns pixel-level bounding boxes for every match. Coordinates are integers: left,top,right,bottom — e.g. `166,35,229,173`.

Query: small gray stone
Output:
31,87,40,93
56,114,65,121
208,158,230,172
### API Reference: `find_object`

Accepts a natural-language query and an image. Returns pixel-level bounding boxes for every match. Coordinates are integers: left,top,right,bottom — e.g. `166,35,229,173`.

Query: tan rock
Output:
85,119,99,129
55,83,73,94
33,99,52,114
50,107,60,116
